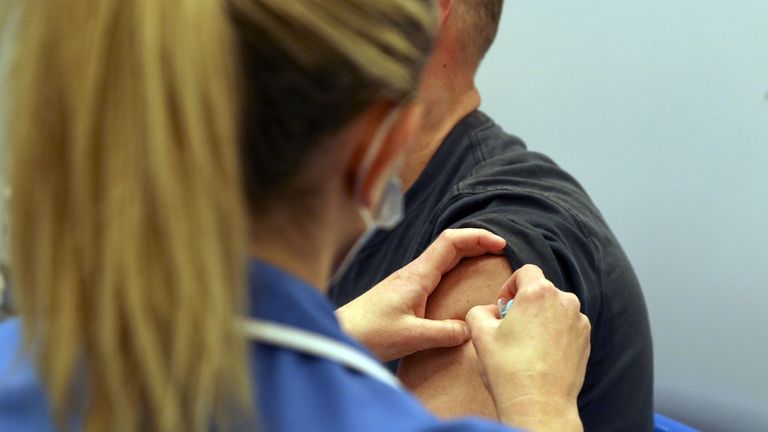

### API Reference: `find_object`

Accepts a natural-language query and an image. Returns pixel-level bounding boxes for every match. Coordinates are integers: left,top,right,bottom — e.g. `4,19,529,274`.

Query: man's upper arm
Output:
396,254,512,419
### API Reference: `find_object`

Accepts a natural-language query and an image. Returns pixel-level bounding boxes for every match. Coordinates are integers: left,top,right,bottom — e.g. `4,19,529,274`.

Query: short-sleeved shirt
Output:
330,110,654,431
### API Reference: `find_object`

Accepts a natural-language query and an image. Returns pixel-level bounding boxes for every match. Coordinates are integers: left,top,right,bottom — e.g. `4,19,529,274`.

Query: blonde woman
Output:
0,0,590,431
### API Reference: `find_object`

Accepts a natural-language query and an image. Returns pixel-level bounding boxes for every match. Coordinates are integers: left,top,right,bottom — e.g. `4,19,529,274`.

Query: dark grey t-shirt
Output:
330,110,653,431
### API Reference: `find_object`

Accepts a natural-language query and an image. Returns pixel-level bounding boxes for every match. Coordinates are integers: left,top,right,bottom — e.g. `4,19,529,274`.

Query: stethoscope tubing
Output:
242,319,403,389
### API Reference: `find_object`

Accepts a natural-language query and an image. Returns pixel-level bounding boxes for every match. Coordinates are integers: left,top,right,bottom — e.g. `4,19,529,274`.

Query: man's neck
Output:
401,85,481,190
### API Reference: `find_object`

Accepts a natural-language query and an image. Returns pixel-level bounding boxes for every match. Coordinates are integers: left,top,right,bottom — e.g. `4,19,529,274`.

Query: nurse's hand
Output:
465,265,590,432
336,228,506,362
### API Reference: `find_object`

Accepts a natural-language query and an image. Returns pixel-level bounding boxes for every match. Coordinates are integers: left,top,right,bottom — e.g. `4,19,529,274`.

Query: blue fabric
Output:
0,262,516,431
0,319,55,431
247,261,514,431
654,413,699,432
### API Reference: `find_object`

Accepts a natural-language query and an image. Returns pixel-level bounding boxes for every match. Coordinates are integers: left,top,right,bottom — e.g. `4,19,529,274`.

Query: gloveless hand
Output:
337,228,506,362
466,265,591,432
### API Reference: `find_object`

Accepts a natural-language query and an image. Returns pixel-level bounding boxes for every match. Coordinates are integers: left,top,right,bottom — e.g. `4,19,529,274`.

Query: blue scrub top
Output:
0,261,517,431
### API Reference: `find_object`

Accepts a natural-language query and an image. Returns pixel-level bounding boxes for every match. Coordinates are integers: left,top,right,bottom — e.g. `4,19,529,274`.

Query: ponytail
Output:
5,0,250,430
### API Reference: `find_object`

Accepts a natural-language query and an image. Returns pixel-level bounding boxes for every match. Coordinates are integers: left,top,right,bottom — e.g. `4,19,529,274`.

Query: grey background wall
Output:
475,1,768,430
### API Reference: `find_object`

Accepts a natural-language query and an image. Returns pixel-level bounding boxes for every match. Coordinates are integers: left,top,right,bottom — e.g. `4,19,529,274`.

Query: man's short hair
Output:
455,0,504,61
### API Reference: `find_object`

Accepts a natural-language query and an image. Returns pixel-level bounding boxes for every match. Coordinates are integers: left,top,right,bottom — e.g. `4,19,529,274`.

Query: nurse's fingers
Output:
410,228,505,289
466,304,500,327
465,304,500,337
410,318,471,352
496,264,547,304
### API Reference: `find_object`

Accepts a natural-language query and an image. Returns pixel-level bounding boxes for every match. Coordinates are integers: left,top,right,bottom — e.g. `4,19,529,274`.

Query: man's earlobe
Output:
438,0,453,24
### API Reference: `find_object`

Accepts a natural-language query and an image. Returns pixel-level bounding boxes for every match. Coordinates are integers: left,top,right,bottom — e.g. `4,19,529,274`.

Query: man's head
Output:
450,0,504,64
395,1,506,190
417,0,503,96
435,0,504,72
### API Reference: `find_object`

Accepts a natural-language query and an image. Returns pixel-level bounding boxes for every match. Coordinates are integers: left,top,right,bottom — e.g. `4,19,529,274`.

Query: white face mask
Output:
329,107,405,286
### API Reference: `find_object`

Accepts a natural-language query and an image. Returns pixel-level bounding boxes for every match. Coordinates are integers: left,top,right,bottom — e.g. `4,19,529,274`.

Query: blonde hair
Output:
1,0,435,431
233,0,436,206
4,0,247,430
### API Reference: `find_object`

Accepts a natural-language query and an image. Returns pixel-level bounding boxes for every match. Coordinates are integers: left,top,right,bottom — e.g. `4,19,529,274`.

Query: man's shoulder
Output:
445,114,601,231
451,111,528,161
434,115,616,285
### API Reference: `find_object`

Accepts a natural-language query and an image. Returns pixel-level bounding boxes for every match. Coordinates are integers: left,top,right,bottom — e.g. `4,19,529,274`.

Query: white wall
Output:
476,1,768,430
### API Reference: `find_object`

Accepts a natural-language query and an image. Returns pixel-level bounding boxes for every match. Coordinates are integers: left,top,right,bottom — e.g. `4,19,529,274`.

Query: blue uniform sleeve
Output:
0,319,56,432
254,344,519,432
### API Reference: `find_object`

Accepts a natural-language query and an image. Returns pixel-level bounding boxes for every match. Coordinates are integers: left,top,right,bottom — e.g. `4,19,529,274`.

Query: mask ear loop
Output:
329,106,403,287
353,106,403,206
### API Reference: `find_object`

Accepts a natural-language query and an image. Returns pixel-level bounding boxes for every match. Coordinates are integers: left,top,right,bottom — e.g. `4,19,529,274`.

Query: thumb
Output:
465,304,500,353
465,304,500,335
411,318,471,351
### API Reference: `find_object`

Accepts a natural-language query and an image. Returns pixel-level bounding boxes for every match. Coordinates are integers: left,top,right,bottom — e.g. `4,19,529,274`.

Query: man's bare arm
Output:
396,254,513,419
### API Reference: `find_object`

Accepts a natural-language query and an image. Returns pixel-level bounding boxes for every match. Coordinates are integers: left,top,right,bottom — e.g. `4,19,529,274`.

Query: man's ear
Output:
350,101,423,210
438,0,454,26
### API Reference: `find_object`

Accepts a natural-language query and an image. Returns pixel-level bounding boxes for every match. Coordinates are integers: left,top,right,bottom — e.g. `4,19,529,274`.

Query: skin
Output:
400,0,482,192
337,229,508,362
397,256,512,418
395,0,522,419
249,72,589,431
467,265,591,432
